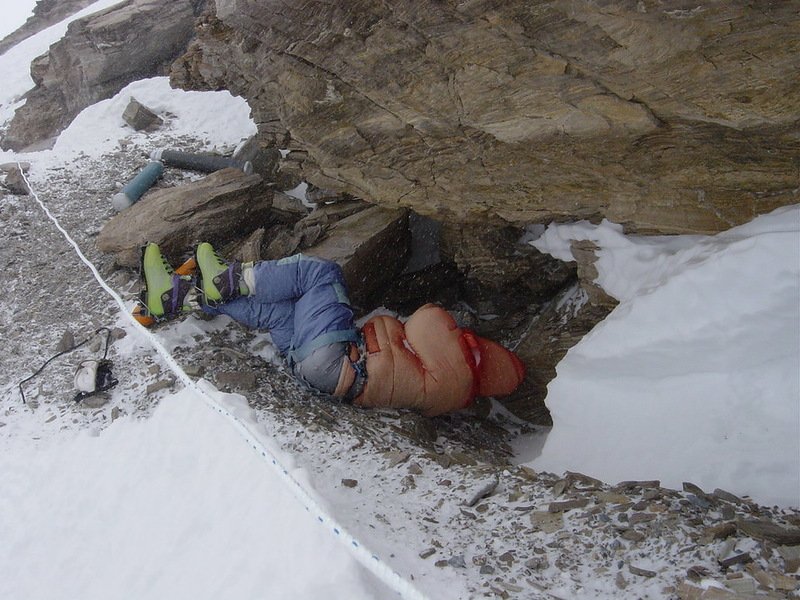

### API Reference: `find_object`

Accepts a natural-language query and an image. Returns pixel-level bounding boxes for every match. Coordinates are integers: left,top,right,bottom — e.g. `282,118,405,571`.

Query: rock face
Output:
506,242,619,424
305,205,411,307
171,0,799,235
1,0,207,151
97,168,272,267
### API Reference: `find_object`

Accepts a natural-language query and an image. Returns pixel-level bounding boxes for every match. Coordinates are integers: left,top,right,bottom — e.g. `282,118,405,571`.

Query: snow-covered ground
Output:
523,212,800,508
0,386,390,600
1,2,798,600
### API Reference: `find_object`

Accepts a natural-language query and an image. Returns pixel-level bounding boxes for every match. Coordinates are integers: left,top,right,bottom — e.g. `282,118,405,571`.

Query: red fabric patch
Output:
459,330,482,407
363,322,380,354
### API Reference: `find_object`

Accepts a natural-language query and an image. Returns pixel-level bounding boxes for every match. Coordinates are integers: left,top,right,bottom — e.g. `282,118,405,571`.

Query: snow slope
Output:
526,211,800,508
0,387,388,600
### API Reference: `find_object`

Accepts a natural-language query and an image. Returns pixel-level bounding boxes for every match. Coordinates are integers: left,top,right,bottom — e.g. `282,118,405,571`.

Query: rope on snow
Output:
19,164,431,600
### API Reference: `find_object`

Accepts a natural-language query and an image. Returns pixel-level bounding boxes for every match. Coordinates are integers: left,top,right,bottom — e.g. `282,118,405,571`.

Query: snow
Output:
0,386,387,600
49,77,257,163
1,75,256,168
525,209,800,508
1,3,799,600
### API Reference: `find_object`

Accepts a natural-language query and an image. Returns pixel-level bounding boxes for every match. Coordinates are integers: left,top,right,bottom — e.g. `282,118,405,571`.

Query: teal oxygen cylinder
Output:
111,161,164,211
150,149,253,175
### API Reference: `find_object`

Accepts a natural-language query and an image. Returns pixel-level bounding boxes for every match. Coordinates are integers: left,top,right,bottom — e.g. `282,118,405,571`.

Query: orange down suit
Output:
354,304,525,416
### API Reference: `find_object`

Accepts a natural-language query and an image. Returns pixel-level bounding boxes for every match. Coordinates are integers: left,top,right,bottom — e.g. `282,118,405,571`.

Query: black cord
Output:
100,326,112,360
18,327,112,404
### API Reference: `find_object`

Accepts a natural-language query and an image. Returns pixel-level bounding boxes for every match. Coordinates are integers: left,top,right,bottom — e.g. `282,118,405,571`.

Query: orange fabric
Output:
354,304,524,416
464,331,526,397
354,315,426,412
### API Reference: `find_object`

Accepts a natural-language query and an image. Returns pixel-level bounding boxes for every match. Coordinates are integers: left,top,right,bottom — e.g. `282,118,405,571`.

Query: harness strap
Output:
344,338,368,402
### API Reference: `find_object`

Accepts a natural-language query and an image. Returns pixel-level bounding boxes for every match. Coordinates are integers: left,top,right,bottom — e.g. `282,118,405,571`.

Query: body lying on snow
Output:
138,242,525,416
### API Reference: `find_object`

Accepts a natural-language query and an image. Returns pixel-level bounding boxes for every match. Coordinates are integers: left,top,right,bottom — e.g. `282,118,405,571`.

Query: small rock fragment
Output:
682,482,707,496
552,478,568,496
777,545,800,573
341,479,358,488
629,513,657,525
498,551,515,566
616,480,661,490
216,370,257,391
81,395,109,408
615,572,628,590
700,522,737,544
2,165,30,195
407,462,423,475
724,576,757,595
447,555,466,568
548,498,590,513
686,566,710,581
122,98,163,131
384,450,410,467
531,511,564,534
737,518,800,545
184,364,206,377
146,378,175,395
621,529,645,543
524,557,548,570
464,476,499,507
56,330,75,353
448,451,476,466
596,491,631,505
629,564,657,578
718,552,752,569
713,488,743,504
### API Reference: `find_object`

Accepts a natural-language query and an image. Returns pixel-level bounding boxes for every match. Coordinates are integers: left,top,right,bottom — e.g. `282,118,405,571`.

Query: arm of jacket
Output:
354,304,524,417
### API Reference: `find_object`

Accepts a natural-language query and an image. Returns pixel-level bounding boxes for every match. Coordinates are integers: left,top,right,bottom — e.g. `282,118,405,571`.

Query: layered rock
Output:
304,206,411,307
97,167,271,267
2,0,207,151
171,0,799,235
226,201,412,307
505,241,619,424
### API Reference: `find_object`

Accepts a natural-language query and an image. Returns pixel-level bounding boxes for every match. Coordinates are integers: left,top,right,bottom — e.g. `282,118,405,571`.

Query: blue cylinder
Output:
111,161,164,211
150,149,252,175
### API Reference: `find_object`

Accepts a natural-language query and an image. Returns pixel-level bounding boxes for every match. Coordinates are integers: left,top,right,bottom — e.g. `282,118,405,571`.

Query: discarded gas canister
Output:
111,160,164,211
150,149,253,175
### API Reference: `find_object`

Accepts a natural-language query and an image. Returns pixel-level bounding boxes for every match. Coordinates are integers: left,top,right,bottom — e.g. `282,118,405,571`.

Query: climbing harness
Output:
18,327,118,404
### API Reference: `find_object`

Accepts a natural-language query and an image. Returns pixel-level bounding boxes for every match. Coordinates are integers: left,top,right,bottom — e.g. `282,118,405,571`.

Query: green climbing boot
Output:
139,243,196,318
195,242,249,304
